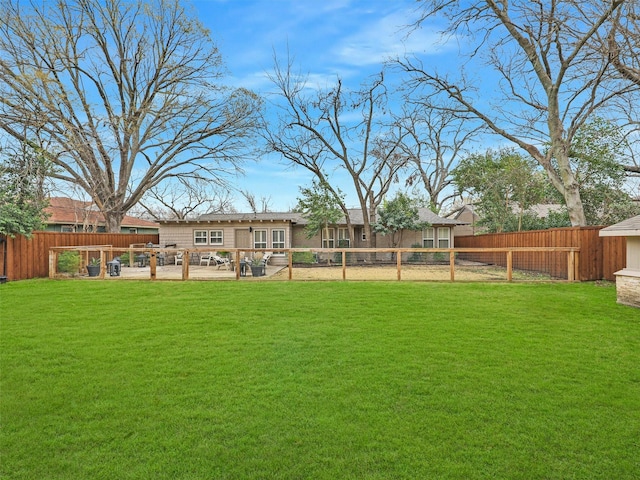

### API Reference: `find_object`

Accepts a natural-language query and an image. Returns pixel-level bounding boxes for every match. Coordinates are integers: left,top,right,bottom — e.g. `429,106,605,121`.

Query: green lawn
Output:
1,280,639,479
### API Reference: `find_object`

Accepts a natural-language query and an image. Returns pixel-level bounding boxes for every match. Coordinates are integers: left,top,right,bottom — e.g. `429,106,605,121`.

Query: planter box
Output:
250,265,265,277
87,265,100,277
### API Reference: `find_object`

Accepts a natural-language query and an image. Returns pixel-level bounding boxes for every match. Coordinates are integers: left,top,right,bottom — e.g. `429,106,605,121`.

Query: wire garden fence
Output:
49,245,580,282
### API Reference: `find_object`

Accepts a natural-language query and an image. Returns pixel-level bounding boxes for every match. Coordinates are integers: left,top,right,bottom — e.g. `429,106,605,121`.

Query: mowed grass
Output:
1,280,639,479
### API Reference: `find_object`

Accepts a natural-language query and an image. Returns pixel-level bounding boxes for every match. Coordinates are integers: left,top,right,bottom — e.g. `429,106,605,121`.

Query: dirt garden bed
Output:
268,263,552,282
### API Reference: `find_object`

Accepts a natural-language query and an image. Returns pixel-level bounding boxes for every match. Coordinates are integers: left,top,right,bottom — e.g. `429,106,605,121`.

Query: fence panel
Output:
1,232,159,281
455,227,625,281
2,227,627,282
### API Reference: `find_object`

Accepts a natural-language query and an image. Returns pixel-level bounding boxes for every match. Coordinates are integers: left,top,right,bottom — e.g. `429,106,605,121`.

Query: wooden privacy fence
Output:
48,246,581,282
454,226,626,281
0,232,159,281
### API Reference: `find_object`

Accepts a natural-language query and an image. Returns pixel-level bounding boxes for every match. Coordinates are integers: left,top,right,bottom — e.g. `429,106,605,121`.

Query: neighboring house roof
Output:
160,212,305,224
523,204,566,218
160,208,464,227
341,208,464,226
46,197,159,229
599,215,640,237
447,204,478,220
448,203,566,219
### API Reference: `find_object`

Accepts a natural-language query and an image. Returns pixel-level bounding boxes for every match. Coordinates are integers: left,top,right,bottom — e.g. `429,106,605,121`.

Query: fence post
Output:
449,250,455,282
99,249,106,279
182,249,190,280
507,250,513,282
49,250,55,279
568,250,575,282
397,249,402,281
288,250,293,281
235,250,241,280
342,250,347,280
149,250,157,281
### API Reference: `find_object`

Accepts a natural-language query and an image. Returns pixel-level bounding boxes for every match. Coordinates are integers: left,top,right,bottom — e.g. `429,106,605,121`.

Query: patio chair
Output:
261,252,273,266
200,252,217,266
211,254,232,270
175,252,184,265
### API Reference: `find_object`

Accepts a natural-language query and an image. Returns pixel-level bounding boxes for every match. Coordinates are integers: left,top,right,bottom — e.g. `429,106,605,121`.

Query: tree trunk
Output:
562,181,587,227
367,199,377,249
553,147,587,227
104,212,125,233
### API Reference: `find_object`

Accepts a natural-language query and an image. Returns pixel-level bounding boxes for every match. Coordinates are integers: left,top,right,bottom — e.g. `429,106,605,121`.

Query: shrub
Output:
408,243,424,263
292,251,316,264
430,251,447,263
118,252,130,266
57,251,81,274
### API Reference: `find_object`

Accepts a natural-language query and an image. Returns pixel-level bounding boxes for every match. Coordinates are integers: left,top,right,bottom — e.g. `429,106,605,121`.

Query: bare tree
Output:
399,0,637,226
607,1,640,175
239,189,273,214
398,104,483,212
137,178,236,220
608,1,640,86
0,0,261,232
265,59,408,247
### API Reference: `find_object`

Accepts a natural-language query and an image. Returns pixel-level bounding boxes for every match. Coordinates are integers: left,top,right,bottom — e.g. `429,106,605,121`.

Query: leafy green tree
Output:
453,149,548,233
372,193,429,251
567,118,640,225
0,146,51,237
296,179,344,244
501,211,571,232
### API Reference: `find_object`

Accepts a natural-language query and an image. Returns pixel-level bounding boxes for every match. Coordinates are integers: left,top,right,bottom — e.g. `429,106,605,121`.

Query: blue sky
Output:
191,0,451,212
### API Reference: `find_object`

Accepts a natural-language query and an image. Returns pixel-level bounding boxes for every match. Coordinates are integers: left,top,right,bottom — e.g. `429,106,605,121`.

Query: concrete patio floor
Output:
101,264,285,280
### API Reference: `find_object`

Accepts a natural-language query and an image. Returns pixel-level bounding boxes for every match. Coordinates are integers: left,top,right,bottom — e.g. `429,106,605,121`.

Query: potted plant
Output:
87,257,101,277
250,256,265,277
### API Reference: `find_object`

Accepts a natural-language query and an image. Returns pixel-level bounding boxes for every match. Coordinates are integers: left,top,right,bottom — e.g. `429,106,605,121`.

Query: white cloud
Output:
332,10,453,67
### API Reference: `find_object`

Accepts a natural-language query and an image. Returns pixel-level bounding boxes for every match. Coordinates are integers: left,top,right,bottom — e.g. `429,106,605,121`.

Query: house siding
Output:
292,225,454,250
159,209,462,267
160,221,295,265
161,222,456,250
627,237,640,271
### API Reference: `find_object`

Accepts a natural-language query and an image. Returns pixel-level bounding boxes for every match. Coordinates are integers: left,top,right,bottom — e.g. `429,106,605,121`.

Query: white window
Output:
423,227,434,248
438,227,450,248
128,228,138,234
194,230,208,245
254,229,267,249
61,225,75,233
209,230,223,245
322,228,335,248
338,228,350,247
272,229,285,250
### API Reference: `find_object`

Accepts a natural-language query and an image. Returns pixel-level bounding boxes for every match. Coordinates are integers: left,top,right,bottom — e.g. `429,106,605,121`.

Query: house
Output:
448,204,482,236
158,208,466,264
449,203,567,236
599,215,640,308
43,197,159,234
